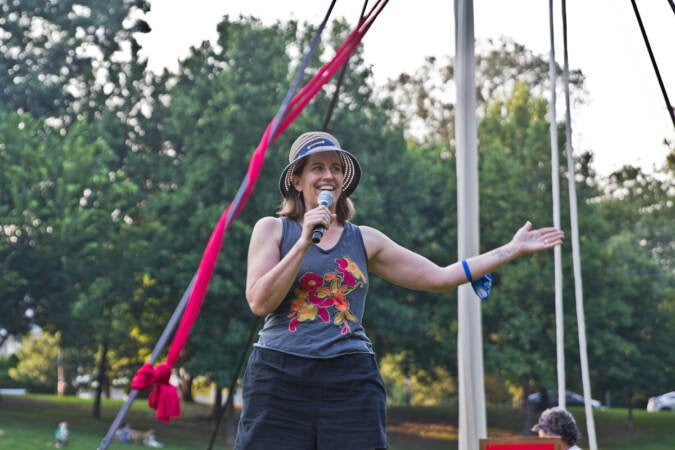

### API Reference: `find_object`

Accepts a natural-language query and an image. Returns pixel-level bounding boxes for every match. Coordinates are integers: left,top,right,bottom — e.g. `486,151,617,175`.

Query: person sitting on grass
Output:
54,421,69,448
114,422,163,447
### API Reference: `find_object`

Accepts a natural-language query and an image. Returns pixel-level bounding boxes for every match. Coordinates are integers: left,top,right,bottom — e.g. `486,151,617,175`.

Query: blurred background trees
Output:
1,2,673,418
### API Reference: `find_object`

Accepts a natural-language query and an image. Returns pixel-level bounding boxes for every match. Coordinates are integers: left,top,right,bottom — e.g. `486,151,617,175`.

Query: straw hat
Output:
279,131,361,197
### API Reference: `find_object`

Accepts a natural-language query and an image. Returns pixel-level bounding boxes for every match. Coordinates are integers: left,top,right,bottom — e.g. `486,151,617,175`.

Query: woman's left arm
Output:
362,221,564,292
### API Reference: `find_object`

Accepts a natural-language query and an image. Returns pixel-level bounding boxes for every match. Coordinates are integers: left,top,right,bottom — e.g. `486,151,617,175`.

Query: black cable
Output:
668,0,675,15
561,0,574,156
322,0,369,131
630,0,675,128
206,317,261,450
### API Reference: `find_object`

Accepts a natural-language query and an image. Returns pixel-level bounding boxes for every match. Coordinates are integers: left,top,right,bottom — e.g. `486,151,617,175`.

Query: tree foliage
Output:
0,0,151,121
1,8,672,413
9,331,60,391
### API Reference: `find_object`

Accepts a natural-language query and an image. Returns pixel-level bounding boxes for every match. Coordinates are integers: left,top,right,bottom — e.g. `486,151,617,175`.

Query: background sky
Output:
136,0,673,177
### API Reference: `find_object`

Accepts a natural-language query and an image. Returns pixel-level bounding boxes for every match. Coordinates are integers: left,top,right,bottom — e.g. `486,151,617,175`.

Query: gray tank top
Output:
254,218,374,358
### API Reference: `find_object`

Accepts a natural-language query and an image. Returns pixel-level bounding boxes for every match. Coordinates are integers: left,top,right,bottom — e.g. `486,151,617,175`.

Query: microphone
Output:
312,191,334,243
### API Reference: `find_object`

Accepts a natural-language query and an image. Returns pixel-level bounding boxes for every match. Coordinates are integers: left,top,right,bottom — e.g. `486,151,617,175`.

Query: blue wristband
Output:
461,260,492,300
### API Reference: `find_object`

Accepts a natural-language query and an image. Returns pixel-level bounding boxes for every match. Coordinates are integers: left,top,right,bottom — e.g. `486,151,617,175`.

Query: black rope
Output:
205,317,261,450
322,0,369,131
561,0,574,154
630,0,675,128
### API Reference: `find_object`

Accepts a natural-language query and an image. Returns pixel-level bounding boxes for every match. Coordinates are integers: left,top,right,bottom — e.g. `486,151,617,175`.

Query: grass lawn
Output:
0,394,673,449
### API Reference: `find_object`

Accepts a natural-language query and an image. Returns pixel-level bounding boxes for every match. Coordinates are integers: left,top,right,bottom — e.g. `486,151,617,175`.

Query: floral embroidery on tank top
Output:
287,256,366,335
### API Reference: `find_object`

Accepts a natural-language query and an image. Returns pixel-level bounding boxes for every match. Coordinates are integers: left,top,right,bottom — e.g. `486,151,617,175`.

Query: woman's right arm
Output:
245,216,313,316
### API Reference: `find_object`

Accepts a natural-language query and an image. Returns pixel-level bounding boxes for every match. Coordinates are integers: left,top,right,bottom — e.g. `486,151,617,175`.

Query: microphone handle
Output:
311,226,324,243
312,194,332,243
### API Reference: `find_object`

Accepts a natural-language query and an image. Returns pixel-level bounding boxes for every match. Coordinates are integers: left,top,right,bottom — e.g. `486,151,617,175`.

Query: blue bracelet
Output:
461,260,492,300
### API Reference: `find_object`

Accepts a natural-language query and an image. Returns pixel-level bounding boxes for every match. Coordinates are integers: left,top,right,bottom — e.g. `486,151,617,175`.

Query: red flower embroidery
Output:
336,257,366,287
287,258,364,334
317,308,330,323
300,273,323,291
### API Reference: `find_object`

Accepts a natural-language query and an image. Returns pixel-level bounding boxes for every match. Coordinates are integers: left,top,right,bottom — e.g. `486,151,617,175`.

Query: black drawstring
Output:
630,0,675,128
322,0,369,132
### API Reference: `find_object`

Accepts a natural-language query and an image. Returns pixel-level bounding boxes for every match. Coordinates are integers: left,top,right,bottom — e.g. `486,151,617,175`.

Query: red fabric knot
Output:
131,362,181,423
131,362,157,390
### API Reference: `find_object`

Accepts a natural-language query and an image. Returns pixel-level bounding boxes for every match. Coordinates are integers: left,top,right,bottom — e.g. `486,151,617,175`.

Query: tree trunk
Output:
105,373,111,399
211,384,223,419
92,340,109,419
57,347,65,396
223,398,236,448
179,369,194,402
626,390,634,430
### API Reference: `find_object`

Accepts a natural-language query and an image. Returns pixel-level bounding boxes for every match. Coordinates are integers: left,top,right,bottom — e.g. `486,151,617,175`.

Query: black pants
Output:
235,347,388,450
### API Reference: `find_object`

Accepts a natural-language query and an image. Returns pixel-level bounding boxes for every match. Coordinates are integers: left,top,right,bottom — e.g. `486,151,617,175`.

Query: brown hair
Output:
276,157,355,223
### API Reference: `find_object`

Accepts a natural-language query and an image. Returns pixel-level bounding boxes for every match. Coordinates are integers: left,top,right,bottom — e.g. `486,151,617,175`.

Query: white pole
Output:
547,0,566,410
561,1,597,448
454,1,486,450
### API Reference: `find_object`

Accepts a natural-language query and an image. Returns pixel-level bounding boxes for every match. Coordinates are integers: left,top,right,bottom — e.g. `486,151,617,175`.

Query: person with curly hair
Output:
532,407,583,450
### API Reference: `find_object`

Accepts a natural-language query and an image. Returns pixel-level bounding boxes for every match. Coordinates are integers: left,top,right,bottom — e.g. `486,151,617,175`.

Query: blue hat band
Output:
294,137,339,160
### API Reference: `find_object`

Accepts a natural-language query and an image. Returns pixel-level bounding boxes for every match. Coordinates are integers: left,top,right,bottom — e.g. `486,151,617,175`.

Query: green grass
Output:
0,395,673,449
589,407,675,450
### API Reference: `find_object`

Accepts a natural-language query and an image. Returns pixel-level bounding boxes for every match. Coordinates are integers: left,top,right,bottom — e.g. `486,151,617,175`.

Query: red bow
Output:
131,362,181,423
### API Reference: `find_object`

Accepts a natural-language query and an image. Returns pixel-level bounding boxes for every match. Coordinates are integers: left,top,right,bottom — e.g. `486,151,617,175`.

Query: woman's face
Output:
292,152,343,208
538,429,569,449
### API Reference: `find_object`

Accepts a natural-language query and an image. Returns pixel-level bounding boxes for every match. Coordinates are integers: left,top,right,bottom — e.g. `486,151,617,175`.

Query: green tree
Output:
0,0,166,417
0,112,148,416
373,39,589,391
0,112,67,342
476,81,569,405
0,0,151,121
475,78,673,418
380,36,668,415
590,161,674,410
585,230,672,419
9,331,60,392
382,38,585,147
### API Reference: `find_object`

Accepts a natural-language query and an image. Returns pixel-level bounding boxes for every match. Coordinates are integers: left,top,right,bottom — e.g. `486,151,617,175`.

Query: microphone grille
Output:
318,191,334,207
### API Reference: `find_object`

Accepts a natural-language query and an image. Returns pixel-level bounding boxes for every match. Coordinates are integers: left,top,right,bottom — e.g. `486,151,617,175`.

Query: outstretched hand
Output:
511,221,565,254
